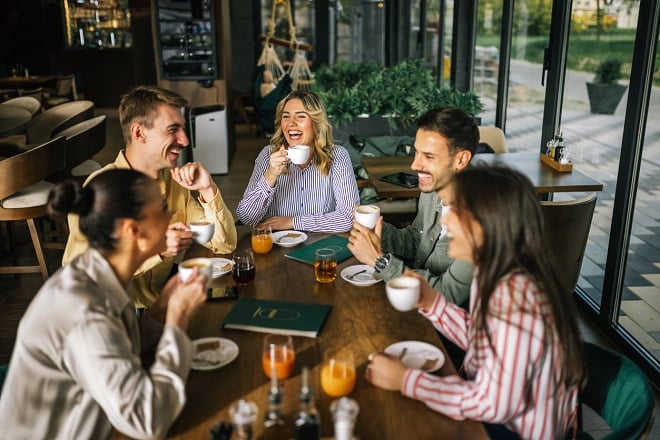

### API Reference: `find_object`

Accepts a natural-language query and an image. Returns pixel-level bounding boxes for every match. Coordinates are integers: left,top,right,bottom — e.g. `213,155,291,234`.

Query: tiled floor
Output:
1,109,658,438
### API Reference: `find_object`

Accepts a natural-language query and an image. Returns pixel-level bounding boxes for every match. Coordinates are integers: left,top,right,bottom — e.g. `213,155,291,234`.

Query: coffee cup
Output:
287,145,310,165
189,219,214,243
385,276,420,312
179,257,213,284
354,205,380,229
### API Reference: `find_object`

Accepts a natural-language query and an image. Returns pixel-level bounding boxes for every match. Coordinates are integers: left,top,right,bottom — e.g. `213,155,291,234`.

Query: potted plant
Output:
586,59,627,115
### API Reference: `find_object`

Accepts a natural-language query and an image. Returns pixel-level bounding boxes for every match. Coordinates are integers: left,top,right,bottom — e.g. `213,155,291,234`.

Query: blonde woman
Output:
237,90,359,232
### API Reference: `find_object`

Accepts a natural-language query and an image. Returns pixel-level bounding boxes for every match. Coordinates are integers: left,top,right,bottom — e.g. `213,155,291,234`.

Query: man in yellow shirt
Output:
63,85,237,308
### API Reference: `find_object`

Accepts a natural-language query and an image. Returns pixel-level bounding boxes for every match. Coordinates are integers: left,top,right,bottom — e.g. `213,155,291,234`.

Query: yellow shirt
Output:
62,150,237,308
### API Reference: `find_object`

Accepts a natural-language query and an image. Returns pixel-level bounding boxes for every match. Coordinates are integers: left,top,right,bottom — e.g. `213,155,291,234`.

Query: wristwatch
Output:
374,253,391,273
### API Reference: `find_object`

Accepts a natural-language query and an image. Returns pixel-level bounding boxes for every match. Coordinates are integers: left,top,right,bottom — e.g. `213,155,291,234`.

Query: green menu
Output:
222,298,332,338
284,234,352,265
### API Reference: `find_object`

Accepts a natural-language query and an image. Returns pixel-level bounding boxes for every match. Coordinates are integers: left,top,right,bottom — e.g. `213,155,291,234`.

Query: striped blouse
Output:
402,272,578,440
236,145,360,232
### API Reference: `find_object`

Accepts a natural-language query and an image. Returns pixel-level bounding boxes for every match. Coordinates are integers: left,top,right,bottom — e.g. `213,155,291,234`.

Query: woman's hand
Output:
264,146,289,186
365,352,407,391
257,216,294,231
403,270,438,312
162,270,207,331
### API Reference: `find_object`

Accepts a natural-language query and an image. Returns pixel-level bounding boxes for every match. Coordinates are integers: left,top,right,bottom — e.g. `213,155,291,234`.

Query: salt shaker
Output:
229,399,258,440
331,397,359,440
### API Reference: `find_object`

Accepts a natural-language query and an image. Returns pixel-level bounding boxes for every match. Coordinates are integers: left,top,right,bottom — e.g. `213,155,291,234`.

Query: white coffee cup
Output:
354,205,381,229
386,276,421,312
287,145,310,165
189,219,214,243
178,257,213,284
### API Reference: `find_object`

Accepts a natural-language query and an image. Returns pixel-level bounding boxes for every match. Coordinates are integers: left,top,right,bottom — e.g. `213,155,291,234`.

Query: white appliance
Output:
188,104,229,174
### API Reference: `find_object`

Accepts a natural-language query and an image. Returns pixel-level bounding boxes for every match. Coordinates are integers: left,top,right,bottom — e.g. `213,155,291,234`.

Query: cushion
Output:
71,159,102,177
0,180,55,209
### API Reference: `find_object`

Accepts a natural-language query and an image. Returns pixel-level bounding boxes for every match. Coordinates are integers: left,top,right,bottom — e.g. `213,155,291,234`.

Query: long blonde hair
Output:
270,90,334,176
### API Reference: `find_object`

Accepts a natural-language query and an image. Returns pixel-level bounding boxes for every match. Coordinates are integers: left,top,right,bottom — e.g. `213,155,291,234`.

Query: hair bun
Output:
47,180,94,217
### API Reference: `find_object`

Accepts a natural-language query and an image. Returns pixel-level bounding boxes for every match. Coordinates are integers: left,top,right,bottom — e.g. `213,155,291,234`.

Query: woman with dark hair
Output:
0,169,207,439
366,165,584,440
236,90,360,232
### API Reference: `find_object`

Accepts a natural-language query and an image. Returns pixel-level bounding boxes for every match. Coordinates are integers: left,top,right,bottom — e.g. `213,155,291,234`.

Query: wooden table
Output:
118,231,488,439
362,152,604,199
0,75,59,90
0,105,31,137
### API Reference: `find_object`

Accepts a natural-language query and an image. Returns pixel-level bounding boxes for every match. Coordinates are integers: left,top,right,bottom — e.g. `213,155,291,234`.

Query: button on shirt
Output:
236,145,360,232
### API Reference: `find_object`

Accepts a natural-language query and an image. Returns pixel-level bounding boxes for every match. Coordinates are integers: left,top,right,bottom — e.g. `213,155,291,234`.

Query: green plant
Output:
594,58,623,85
313,59,484,127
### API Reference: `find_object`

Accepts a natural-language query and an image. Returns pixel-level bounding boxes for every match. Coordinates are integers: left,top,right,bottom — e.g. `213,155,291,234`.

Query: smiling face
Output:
441,203,483,264
410,129,465,196
280,99,315,147
134,104,189,176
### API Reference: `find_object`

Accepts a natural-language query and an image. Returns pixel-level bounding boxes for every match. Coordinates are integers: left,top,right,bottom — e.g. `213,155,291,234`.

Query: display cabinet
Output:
154,0,217,81
63,0,133,48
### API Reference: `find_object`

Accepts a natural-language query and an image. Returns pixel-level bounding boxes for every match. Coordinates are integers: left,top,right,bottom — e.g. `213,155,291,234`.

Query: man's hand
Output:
171,162,218,202
258,216,294,231
161,222,194,258
348,216,384,266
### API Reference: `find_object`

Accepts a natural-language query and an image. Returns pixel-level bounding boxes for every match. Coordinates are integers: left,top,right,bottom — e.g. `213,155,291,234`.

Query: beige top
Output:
0,249,193,439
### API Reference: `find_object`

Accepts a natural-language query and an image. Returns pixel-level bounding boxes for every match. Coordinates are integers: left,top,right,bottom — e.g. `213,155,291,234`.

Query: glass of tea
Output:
321,347,356,397
262,334,295,379
232,249,255,284
314,248,336,283
251,225,273,254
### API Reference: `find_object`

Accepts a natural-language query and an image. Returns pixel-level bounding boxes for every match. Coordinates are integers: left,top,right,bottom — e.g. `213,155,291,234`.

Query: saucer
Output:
192,337,239,371
210,258,233,278
384,340,445,373
272,230,308,248
340,264,382,286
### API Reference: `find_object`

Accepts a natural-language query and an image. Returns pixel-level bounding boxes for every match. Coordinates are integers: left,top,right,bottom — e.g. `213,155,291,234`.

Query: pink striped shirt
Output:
402,272,577,440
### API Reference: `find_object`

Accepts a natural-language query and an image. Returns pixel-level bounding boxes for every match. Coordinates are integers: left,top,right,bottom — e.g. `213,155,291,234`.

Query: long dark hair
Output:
48,169,154,252
452,165,584,389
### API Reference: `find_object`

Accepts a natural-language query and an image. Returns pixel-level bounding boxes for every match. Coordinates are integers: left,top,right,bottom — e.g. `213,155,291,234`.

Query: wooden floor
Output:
0,110,658,438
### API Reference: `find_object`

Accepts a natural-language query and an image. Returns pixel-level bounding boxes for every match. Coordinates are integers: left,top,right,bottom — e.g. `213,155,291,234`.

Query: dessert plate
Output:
384,340,445,373
340,264,381,286
192,337,239,371
210,258,233,278
272,230,308,248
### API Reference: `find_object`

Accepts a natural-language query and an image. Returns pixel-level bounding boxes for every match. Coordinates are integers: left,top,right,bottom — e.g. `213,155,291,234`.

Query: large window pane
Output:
334,0,386,64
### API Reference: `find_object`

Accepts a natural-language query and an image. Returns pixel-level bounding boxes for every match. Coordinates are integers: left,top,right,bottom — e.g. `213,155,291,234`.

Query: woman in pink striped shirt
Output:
366,165,584,439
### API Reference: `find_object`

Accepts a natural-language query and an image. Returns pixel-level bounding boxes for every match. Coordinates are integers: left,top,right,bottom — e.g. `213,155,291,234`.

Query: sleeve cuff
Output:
377,255,405,281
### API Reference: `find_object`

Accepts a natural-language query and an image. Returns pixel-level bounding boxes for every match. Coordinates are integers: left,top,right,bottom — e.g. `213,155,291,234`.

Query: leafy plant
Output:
313,59,484,127
594,58,623,85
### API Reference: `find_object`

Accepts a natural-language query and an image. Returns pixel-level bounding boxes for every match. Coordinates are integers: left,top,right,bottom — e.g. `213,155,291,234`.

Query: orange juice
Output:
321,360,356,397
262,347,295,379
251,234,273,254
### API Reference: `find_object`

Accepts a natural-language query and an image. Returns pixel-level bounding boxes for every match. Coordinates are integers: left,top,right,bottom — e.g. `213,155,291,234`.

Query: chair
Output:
18,87,43,104
578,342,655,439
0,137,67,280
0,96,41,116
478,126,508,153
540,193,597,294
44,74,77,108
52,115,106,181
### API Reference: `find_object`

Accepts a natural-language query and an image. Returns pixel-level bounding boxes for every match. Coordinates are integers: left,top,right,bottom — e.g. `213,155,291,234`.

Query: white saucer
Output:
340,264,381,286
192,337,239,371
384,340,445,373
210,258,233,278
272,230,308,248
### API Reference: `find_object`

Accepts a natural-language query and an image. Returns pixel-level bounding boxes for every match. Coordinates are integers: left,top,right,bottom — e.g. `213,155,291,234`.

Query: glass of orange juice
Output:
262,334,295,379
321,347,356,397
251,226,273,254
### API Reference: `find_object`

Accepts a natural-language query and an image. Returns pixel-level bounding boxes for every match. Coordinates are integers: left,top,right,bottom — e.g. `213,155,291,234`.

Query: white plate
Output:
272,230,308,248
210,258,233,278
384,340,445,373
192,337,239,371
340,264,382,286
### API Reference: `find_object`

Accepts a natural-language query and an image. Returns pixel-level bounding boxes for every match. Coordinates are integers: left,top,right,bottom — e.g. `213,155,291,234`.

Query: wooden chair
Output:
478,126,507,153
44,74,77,108
540,193,597,294
577,342,655,439
0,96,41,116
0,137,66,280
52,115,106,181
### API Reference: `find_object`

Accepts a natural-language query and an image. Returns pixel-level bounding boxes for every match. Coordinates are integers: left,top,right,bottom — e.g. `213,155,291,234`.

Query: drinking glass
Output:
321,348,356,397
251,225,273,254
232,249,256,284
314,248,337,283
262,334,295,379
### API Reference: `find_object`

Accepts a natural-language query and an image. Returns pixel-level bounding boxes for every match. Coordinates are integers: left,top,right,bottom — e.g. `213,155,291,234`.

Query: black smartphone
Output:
380,172,419,188
207,286,238,301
